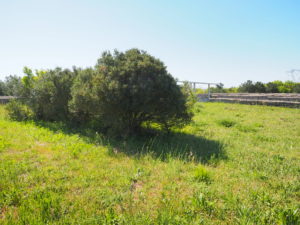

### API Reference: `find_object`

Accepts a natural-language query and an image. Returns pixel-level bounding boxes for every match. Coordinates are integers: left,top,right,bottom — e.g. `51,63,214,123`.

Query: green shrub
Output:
70,49,191,135
68,68,98,124
5,67,77,122
181,82,198,111
29,68,77,121
6,100,33,121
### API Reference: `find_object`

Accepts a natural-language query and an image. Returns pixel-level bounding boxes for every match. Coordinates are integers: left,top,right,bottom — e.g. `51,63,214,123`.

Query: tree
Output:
0,81,6,95
253,82,266,93
69,68,98,124
210,83,226,93
70,49,191,134
3,75,23,96
292,83,300,93
238,80,256,93
238,80,267,93
265,82,279,93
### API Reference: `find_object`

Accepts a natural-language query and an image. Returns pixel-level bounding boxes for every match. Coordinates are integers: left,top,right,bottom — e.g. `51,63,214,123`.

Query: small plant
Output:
0,136,9,152
236,124,257,133
279,208,299,225
193,166,211,183
192,192,215,215
217,119,236,128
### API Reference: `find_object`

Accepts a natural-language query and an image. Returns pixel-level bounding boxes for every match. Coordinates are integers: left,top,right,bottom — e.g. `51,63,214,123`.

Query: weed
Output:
278,208,300,225
236,124,257,133
193,166,212,183
217,119,237,127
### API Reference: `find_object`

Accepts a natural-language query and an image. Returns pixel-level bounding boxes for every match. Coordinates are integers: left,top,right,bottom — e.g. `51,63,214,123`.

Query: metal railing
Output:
0,96,16,104
177,81,221,99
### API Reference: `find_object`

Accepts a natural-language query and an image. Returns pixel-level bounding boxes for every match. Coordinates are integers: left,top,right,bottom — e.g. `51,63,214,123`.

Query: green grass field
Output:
0,103,299,224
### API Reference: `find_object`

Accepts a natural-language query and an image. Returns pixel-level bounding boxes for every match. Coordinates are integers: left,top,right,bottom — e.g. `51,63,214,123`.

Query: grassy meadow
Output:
0,102,299,224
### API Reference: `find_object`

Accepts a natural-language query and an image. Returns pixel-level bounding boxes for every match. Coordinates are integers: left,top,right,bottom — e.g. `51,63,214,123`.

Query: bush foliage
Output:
29,68,77,121
71,49,191,134
5,49,191,135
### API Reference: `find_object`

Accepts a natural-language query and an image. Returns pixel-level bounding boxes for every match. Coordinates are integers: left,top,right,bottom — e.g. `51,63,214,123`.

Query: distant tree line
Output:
3,49,192,136
2,75,300,97
209,80,300,93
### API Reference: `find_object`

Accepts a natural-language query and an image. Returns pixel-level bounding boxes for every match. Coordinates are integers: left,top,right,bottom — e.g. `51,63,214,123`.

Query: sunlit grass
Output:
0,103,299,224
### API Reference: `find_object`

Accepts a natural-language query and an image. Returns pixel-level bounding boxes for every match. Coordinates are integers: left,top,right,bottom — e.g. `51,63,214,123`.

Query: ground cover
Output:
0,103,299,224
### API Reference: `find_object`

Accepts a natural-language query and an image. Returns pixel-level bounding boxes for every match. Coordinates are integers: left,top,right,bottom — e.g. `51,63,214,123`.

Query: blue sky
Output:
1,0,300,86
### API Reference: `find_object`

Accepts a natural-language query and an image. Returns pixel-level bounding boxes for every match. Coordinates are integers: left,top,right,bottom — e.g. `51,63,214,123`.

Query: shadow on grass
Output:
34,121,227,164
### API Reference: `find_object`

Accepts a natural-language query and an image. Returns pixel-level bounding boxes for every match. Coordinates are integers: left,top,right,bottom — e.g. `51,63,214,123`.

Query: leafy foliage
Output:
4,68,77,122
2,75,23,96
4,49,191,136
69,68,99,124
29,67,77,121
71,49,191,134
0,81,6,95
180,82,198,110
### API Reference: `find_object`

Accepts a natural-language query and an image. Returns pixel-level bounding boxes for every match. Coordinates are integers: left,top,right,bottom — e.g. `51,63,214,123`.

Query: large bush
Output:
69,68,98,124
29,68,77,121
70,49,191,134
6,67,78,122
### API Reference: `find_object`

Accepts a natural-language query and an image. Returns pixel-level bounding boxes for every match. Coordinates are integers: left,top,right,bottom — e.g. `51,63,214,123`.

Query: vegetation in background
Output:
189,80,300,94
220,80,300,93
237,80,300,93
0,103,299,224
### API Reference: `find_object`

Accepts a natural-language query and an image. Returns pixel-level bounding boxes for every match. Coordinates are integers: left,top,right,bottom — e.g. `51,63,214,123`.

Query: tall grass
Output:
0,103,299,224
